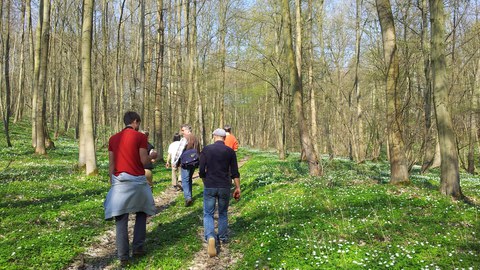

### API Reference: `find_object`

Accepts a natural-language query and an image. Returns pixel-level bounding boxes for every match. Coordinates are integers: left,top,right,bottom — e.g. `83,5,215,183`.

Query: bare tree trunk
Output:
429,0,462,198
2,0,12,147
35,0,51,155
273,14,286,160
176,0,183,125
420,0,437,173
376,0,409,184
14,0,26,123
282,0,321,176
155,0,165,162
140,0,146,126
31,0,39,148
101,0,109,139
114,0,126,131
184,0,192,124
308,0,321,157
79,0,97,175
354,0,365,162
191,0,206,147
218,0,228,127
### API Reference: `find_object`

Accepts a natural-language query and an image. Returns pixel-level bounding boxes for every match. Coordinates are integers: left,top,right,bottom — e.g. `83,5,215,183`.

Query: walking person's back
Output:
199,128,241,257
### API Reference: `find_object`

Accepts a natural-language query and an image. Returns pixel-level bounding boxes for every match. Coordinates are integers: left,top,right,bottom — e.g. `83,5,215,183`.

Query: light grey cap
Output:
212,128,226,137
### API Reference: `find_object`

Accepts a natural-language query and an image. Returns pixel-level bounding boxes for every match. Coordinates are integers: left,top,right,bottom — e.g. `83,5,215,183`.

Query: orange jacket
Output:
224,133,239,151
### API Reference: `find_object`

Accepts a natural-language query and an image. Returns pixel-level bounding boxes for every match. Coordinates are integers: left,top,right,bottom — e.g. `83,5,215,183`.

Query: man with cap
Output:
199,128,241,257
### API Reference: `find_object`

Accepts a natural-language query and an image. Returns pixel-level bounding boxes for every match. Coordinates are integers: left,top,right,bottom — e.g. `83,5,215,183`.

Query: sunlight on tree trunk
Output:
282,0,322,176
429,0,462,198
376,0,409,184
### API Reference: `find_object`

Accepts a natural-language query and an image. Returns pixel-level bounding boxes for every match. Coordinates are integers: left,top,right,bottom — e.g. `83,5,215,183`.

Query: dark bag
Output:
180,148,199,169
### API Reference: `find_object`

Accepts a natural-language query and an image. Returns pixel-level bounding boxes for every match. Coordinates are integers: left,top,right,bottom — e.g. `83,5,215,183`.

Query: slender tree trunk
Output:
31,0,40,148
191,0,206,147
101,0,109,138
429,0,462,198
14,0,26,123
354,0,365,162
218,0,228,127
140,0,146,126
80,0,97,175
420,0,437,173
376,0,409,184
282,0,321,176
114,0,126,131
35,0,51,155
273,15,286,159
176,0,183,125
155,0,165,162
308,0,321,157
2,0,12,147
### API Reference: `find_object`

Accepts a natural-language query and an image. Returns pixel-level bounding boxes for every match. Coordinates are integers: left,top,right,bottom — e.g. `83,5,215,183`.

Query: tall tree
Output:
282,0,322,176
191,0,206,146
79,0,97,175
13,0,27,123
155,0,165,162
429,0,462,198
34,0,51,155
376,0,409,184
353,0,365,162
218,0,228,127
420,0,438,173
1,0,12,147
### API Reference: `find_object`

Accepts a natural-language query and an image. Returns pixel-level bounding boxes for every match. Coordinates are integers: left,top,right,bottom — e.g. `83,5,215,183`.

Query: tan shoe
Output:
207,237,217,257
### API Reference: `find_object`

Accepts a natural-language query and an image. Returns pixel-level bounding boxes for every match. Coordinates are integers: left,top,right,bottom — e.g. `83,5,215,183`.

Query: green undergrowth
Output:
229,150,480,269
1,123,479,269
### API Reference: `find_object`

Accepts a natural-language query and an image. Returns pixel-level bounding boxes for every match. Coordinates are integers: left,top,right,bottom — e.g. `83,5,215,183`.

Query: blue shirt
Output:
199,141,240,188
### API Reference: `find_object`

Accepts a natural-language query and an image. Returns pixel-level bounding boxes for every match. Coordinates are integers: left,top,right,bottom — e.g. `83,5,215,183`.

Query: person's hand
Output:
233,188,241,201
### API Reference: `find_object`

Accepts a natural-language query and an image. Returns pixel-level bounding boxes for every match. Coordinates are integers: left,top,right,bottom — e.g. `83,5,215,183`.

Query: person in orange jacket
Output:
223,125,238,151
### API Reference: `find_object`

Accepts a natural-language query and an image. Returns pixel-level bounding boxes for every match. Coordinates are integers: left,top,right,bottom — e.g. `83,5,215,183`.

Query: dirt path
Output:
66,156,249,270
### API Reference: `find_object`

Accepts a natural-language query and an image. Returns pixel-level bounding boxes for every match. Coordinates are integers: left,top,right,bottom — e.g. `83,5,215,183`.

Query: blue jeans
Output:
181,167,195,200
203,188,230,242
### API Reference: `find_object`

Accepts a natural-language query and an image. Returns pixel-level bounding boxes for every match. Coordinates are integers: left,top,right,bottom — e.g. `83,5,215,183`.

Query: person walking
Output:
165,133,182,190
103,111,156,266
223,125,239,151
199,128,241,257
172,124,200,206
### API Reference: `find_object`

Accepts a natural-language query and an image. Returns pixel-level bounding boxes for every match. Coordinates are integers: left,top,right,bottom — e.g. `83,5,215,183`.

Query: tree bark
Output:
79,0,97,175
13,0,26,123
155,0,165,162
191,0,206,147
2,0,12,147
376,0,409,184
282,0,322,176
218,0,228,127
354,0,365,162
429,0,462,198
35,0,51,155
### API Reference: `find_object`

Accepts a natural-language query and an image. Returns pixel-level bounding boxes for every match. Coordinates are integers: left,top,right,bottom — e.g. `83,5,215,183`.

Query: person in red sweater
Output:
104,111,156,266
223,125,239,151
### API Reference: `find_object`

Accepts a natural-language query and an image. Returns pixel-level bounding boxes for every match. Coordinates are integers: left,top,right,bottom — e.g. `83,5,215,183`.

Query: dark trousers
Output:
115,212,147,260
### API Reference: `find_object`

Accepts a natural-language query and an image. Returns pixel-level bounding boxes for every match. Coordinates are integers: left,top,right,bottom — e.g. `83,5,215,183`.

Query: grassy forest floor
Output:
0,121,479,269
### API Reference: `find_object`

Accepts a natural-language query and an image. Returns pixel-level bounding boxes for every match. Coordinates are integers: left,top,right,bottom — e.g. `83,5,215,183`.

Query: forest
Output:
0,0,479,268
0,0,479,192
